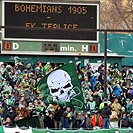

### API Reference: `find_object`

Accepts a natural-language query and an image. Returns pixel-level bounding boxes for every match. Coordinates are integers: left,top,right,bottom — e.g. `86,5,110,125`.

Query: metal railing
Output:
0,26,133,98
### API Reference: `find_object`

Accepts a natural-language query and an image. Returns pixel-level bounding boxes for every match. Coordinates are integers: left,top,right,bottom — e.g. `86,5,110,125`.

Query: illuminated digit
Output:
68,6,72,14
77,7,82,14
4,42,11,50
91,45,97,52
72,6,77,14
82,7,87,14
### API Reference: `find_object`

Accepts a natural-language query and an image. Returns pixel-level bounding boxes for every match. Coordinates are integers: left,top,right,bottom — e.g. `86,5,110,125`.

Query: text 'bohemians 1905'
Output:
14,4,88,15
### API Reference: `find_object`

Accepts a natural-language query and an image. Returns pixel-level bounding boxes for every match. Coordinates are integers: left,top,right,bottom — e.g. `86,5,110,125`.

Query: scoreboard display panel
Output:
2,1,99,42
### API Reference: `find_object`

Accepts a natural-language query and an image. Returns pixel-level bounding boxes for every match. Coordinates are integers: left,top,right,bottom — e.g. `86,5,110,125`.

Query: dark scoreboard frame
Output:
2,1,99,42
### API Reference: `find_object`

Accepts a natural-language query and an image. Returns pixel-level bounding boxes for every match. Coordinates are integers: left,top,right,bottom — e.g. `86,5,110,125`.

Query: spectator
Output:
126,84,133,100
130,112,133,128
73,110,84,128
92,90,102,108
61,111,70,129
44,111,54,129
62,107,73,129
19,95,27,107
121,67,127,80
54,105,63,129
99,98,106,109
0,102,5,118
85,62,91,71
91,73,99,91
76,61,81,74
106,82,113,100
112,84,122,98
81,76,90,90
84,113,91,129
118,92,126,107
25,63,33,74
126,99,133,114
79,112,91,129
86,97,96,116
110,110,119,128
90,110,102,129
98,62,104,74
4,107,16,123
111,98,122,116
118,113,130,128
3,117,14,127
100,102,111,129
87,67,94,81
112,62,119,72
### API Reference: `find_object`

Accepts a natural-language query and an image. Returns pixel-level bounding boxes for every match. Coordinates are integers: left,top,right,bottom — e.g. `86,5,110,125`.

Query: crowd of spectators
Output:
0,59,133,130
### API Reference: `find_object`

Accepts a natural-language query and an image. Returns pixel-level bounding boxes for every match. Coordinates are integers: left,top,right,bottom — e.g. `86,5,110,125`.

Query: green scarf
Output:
96,114,99,126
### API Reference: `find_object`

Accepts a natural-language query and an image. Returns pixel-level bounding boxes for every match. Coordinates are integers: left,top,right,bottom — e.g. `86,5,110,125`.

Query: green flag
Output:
14,116,41,128
38,63,84,111
0,126,4,133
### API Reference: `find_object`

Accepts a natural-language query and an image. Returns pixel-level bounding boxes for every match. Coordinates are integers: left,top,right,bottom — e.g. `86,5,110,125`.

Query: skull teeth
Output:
58,93,70,102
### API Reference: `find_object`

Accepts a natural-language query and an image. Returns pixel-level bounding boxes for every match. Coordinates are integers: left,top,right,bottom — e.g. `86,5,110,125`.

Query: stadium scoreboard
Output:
2,1,99,42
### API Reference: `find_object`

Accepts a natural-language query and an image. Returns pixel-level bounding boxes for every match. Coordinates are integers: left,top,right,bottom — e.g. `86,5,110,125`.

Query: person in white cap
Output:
0,62,6,75
76,61,81,74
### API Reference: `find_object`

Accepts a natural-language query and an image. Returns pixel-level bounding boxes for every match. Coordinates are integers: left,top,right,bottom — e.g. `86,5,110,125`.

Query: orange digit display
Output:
90,44,97,53
3,42,11,50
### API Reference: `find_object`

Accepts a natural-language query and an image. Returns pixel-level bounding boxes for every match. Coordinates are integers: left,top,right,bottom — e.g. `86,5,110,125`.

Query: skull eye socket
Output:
63,83,71,89
51,88,59,93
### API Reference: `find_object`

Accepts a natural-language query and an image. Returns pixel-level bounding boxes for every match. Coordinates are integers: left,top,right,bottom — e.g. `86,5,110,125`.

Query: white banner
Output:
3,126,32,133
